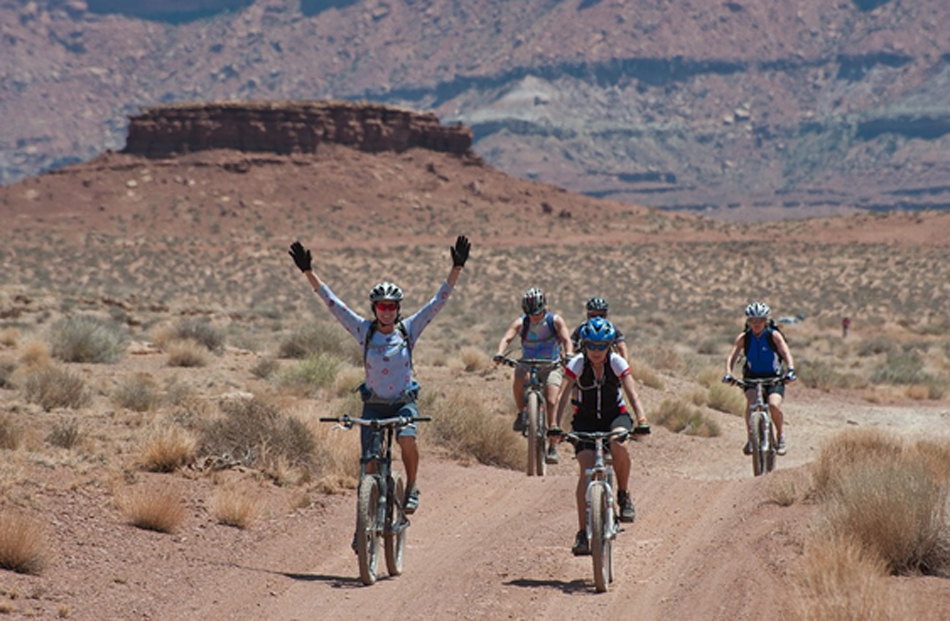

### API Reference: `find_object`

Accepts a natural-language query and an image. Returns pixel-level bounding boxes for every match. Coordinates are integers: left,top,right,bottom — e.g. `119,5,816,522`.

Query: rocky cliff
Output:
122,100,474,158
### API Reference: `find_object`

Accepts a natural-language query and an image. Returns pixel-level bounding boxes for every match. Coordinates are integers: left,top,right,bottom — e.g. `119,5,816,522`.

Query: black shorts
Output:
570,413,633,454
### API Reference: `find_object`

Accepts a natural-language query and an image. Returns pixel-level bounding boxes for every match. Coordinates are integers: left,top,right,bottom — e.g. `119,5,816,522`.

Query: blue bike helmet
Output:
579,316,616,345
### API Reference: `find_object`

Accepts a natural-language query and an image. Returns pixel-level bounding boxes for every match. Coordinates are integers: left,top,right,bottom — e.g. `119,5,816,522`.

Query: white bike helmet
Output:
745,301,771,318
522,287,546,315
369,282,404,303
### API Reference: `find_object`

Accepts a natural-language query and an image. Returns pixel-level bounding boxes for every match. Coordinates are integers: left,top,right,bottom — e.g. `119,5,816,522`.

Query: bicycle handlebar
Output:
561,429,630,443
731,377,785,389
494,355,564,370
318,414,432,428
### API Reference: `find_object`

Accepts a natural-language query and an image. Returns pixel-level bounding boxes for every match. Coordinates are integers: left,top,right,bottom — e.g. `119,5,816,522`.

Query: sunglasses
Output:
587,311,607,318
585,342,611,351
375,302,399,312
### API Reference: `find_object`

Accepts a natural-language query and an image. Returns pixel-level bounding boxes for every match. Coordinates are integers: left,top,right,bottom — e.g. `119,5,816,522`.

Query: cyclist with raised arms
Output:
289,235,471,514
723,301,797,456
550,317,650,556
493,287,573,463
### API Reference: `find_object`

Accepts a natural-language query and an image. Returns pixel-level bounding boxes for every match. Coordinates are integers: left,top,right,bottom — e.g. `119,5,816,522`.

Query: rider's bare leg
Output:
768,393,784,439
544,383,560,428
512,376,525,413
575,450,595,530
398,435,419,486
609,436,631,493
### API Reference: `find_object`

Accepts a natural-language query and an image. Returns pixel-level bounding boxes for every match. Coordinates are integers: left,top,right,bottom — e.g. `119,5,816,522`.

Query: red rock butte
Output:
122,100,475,158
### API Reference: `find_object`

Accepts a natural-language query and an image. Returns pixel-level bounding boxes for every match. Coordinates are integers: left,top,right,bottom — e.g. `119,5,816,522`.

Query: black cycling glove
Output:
289,241,312,272
451,235,471,268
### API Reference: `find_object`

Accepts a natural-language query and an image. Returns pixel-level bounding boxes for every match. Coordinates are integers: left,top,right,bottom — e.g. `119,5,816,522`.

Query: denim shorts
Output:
359,400,419,459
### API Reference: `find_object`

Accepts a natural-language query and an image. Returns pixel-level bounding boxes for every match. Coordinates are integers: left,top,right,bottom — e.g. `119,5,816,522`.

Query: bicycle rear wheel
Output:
356,477,381,585
590,484,610,593
526,392,540,476
384,473,406,577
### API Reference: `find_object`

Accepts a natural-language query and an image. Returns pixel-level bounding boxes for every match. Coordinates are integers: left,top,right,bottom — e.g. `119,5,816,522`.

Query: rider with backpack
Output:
723,301,797,456
570,296,629,361
493,287,573,463
289,235,471,514
550,317,650,555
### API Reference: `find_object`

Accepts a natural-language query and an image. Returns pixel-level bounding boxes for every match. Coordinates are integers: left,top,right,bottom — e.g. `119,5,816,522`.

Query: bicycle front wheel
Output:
765,420,777,474
356,476,381,585
751,411,766,477
384,472,406,577
526,391,540,476
590,484,611,593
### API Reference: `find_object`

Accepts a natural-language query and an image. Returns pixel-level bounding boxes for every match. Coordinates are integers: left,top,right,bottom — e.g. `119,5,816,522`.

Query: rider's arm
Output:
724,333,744,375
553,377,574,430
620,373,647,423
772,331,795,377
615,340,630,362
554,314,574,357
495,318,522,358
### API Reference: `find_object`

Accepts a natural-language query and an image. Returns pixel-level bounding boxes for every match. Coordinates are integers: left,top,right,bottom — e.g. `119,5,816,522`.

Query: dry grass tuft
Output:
455,346,493,372
18,364,92,411
428,391,524,469
810,428,904,500
629,359,664,390
139,424,199,472
650,399,720,437
330,364,364,398
767,469,810,507
0,413,24,450
796,534,899,620
212,485,261,529
18,340,51,368
112,372,161,412
165,339,210,368
46,418,83,450
276,352,343,397
0,511,49,574
119,484,187,533
706,382,747,417
0,327,20,348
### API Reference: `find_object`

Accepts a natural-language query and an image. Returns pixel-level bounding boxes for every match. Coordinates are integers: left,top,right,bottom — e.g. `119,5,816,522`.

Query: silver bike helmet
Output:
745,301,771,318
369,282,404,303
586,296,609,313
522,287,546,315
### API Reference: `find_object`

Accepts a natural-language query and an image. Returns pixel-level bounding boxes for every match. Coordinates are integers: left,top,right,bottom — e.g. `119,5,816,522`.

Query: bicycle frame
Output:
735,378,781,477
320,413,430,585
565,429,626,593
500,356,560,476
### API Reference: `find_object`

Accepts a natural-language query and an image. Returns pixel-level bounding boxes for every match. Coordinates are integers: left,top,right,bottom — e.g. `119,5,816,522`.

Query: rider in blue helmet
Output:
551,316,650,556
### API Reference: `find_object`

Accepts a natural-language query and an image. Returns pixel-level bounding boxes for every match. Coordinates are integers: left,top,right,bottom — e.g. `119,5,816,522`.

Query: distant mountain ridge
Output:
1,0,948,218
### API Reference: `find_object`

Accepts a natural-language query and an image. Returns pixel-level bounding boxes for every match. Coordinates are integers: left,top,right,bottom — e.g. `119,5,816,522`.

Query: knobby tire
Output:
526,392,540,476
356,477,381,585
590,484,610,593
751,411,766,477
384,473,406,577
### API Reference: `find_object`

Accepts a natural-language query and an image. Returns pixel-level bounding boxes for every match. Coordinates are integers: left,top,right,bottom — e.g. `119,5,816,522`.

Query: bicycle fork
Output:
584,467,616,541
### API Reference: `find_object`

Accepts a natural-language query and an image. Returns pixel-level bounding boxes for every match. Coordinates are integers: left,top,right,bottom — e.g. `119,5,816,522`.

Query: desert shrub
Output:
120,486,186,533
112,372,161,412
856,336,896,356
0,413,23,450
138,425,198,472
165,339,209,368
48,314,128,363
695,366,721,388
213,485,260,529
796,534,897,620
650,399,720,437
821,454,950,576
278,322,358,363
0,359,15,389
428,391,524,469
20,365,91,411
799,358,861,391
0,511,48,574
642,345,684,373
629,359,664,390
199,396,315,471
706,383,747,417
167,318,225,352
695,338,723,355
311,415,360,493
331,364,364,398
0,327,19,348
162,377,196,407
18,340,51,368
276,352,343,397
46,418,82,449
870,351,931,385
250,357,280,379
457,346,492,372
811,428,904,500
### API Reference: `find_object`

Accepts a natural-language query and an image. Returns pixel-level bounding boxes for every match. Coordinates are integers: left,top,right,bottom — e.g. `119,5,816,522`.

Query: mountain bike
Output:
559,429,632,592
497,356,561,476
732,378,783,477
319,413,430,585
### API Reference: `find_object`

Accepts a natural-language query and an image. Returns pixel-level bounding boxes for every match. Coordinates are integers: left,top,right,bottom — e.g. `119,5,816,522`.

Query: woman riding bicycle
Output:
493,287,573,463
289,235,471,514
723,301,797,457
550,317,649,555
570,296,629,361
